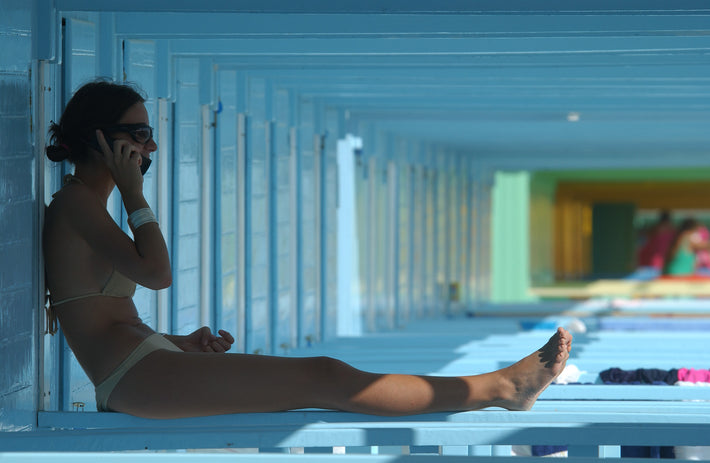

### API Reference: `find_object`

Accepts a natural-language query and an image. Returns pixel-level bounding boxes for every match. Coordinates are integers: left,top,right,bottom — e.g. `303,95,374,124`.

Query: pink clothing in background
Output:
695,226,710,269
677,368,710,383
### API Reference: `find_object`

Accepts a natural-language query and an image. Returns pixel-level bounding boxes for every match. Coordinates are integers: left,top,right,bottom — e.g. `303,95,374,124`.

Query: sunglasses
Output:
103,123,154,145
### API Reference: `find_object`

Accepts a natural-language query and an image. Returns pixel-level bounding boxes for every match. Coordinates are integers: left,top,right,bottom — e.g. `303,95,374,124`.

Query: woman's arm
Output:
61,186,171,289
98,130,172,288
62,131,171,289
120,189,172,289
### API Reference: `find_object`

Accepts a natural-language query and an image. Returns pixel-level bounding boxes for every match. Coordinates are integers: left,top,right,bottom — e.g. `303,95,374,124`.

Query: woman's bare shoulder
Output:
45,184,120,253
47,184,105,221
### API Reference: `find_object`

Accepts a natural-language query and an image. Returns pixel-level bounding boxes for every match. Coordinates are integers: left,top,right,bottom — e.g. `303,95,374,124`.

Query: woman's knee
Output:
307,356,353,384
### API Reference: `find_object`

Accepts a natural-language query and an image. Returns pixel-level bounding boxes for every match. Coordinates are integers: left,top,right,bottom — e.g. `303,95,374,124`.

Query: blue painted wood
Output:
7,412,710,451
171,56,202,335
0,0,40,432
469,446,492,456
214,69,237,339
491,446,512,457
159,35,710,60
59,12,102,412
111,12,710,39
0,455,691,463
271,88,296,352
296,98,315,342
148,21,710,171
567,446,599,458
532,400,710,412
598,445,622,458
241,108,256,351
470,300,710,316
123,37,160,330
19,304,710,451
231,65,710,83
315,104,328,342
423,165,436,317
246,75,271,354
198,57,213,106
411,164,425,318
154,40,171,99
322,107,341,340
36,404,710,431
402,160,415,326
291,90,305,348
540,385,710,401
56,0,710,14
96,13,115,77
22,3,710,451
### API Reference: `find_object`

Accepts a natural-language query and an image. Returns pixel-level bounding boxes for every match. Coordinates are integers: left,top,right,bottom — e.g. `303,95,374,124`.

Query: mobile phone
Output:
139,156,152,175
83,132,152,175
83,131,116,153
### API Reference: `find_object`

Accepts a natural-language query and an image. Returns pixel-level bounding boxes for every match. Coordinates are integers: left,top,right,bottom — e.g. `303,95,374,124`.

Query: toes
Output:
565,331,574,352
555,328,573,348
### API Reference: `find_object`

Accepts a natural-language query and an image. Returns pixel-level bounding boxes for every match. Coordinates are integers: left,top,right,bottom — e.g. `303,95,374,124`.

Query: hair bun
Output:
46,144,70,162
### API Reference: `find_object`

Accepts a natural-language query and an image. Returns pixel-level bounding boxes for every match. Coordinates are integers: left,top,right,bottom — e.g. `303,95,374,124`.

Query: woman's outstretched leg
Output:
108,328,572,419
330,326,572,414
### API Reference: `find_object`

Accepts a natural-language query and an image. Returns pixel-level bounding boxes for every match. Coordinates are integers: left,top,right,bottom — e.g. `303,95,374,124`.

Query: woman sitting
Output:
43,79,572,419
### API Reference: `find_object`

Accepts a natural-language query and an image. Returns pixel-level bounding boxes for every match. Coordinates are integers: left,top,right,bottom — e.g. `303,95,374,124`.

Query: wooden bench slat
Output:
0,455,695,463
38,405,710,430
5,420,709,452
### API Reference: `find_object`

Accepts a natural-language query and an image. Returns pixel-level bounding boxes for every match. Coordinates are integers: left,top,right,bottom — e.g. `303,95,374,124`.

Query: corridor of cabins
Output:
1,0,710,459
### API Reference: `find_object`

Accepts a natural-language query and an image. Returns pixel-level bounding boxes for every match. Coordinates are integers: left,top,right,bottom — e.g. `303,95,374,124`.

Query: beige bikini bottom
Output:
95,333,181,412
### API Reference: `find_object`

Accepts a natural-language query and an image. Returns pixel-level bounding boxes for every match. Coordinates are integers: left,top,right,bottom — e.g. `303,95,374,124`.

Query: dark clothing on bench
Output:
599,367,679,385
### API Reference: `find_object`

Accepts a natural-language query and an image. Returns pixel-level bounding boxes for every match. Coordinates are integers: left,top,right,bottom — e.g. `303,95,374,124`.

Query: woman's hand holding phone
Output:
96,129,144,197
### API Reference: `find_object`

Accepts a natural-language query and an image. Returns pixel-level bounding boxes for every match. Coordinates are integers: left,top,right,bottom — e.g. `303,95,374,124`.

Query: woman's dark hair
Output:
46,79,146,164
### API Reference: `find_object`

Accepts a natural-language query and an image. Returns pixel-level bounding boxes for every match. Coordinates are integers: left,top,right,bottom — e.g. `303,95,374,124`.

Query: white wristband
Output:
128,207,158,229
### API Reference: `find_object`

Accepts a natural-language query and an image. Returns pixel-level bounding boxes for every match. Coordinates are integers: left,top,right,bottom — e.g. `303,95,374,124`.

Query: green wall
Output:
591,203,636,277
491,171,537,302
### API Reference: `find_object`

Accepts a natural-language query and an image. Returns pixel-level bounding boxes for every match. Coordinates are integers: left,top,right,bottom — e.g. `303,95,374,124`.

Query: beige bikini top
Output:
46,175,137,334
49,268,137,307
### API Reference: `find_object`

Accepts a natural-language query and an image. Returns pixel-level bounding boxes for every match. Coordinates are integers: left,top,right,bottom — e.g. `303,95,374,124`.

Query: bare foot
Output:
496,327,572,411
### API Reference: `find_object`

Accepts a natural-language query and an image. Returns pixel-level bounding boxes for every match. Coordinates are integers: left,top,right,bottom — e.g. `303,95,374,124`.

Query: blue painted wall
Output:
246,75,270,353
215,68,241,348
123,38,160,328
272,86,296,352
0,0,38,431
5,3,710,444
297,96,319,346
173,56,203,334
322,107,340,340
1,5,486,423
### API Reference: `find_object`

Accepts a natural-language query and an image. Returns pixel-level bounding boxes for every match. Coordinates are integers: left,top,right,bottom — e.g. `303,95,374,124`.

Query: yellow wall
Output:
529,175,556,285
554,197,593,280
